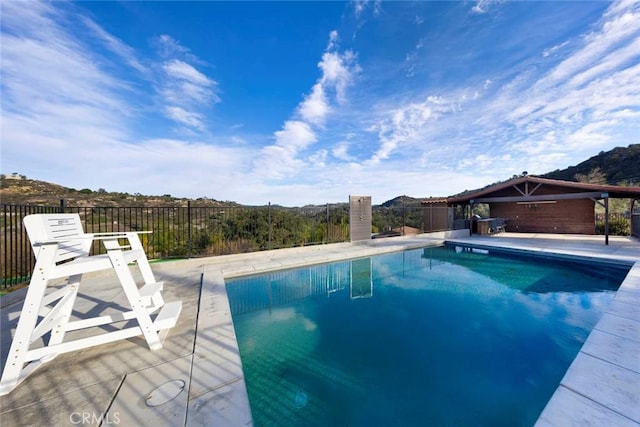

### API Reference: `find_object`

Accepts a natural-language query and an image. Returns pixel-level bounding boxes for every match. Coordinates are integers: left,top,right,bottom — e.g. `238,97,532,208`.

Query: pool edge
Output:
534,259,640,426
201,234,639,426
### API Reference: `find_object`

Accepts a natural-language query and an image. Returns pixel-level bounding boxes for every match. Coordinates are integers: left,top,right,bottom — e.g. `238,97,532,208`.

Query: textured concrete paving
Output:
0,231,638,426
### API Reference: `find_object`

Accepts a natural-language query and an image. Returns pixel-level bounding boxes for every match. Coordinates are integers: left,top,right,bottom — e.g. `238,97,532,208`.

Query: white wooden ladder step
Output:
139,282,164,307
25,301,183,362
153,301,182,330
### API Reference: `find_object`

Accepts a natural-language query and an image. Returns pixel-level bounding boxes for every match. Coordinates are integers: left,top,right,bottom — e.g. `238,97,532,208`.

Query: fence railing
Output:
2,202,350,288
1,202,460,288
372,206,458,236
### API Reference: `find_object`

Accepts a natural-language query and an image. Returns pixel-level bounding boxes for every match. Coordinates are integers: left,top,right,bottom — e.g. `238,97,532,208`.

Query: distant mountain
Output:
378,195,422,208
542,144,640,185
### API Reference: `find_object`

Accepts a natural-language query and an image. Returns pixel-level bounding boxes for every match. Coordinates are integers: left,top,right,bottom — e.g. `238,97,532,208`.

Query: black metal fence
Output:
1,202,460,288
1,202,350,288
372,206,460,236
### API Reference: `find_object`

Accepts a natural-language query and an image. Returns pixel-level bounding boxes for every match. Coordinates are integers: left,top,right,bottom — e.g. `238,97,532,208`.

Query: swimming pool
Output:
226,245,629,426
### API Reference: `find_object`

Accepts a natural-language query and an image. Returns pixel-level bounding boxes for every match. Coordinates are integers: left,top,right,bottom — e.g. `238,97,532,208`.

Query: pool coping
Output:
202,232,639,426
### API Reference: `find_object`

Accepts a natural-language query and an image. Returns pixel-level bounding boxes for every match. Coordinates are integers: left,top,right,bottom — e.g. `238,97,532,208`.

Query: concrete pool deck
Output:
0,231,638,426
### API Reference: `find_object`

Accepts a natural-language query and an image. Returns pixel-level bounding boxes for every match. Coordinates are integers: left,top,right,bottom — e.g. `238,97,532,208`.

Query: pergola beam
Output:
471,191,608,204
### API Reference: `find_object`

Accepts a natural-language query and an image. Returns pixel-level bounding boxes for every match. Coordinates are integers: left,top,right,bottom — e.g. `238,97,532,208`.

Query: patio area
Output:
0,231,638,426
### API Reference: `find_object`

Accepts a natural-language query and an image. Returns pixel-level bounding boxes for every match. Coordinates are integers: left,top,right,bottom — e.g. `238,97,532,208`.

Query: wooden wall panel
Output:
490,199,595,234
423,207,452,232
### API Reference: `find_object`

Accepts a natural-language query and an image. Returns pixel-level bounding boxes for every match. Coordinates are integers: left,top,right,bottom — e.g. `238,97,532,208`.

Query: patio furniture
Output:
476,217,506,235
0,213,182,395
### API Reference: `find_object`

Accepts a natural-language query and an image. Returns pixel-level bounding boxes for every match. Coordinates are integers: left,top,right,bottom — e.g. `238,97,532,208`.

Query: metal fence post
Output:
268,202,272,250
430,205,433,233
402,204,406,235
326,203,329,243
187,200,192,259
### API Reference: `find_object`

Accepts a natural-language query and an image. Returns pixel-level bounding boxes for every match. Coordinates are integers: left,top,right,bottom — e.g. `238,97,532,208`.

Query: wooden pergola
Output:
423,176,640,245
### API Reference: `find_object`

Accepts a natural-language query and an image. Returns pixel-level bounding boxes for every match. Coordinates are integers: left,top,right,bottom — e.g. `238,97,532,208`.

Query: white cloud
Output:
327,30,339,50
161,59,219,107
257,31,360,178
332,142,354,161
565,121,617,148
81,17,148,73
274,120,318,151
567,37,640,89
452,0,640,173
0,2,248,200
319,50,359,103
298,83,330,125
155,34,198,63
353,1,382,18
367,96,454,165
360,0,639,182
165,106,205,130
471,0,494,14
158,53,219,131
354,1,367,18
458,153,512,172
297,42,359,124
536,5,640,92
308,149,328,168
253,121,318,179
0,0,132,155
542,41,570,58
163,59,213,87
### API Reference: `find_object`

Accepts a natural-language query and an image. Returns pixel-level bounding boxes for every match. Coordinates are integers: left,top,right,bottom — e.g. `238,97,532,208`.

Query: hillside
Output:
542,144,640,184
379,195,423,208
0,177,235,207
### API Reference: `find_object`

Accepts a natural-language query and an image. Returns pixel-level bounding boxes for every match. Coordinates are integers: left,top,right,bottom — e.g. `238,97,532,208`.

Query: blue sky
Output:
1,1,639,206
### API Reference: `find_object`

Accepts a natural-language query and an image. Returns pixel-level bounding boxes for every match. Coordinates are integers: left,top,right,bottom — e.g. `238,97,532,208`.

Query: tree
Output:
575,167,606,184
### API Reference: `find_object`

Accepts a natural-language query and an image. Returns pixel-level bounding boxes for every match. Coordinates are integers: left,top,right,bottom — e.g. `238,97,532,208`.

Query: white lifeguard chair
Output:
0,213,182,395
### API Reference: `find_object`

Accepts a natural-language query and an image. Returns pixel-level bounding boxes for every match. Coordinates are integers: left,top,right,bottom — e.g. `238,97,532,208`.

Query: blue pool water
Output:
226,245,629,426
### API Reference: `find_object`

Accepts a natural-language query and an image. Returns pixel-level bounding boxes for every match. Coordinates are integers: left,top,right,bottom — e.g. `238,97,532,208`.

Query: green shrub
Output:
595,218,630,235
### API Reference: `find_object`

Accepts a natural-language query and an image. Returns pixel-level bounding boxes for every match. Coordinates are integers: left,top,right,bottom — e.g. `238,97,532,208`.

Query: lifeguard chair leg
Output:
0,244,57,395
107,249,163,350
43,274,81,352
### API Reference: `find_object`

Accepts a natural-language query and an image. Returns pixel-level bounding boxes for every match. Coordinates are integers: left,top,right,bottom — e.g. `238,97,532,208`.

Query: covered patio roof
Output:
422,175,640,205
422,175,640,244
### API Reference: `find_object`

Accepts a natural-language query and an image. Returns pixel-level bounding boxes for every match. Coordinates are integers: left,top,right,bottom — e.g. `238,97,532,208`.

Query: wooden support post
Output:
604,196,609,245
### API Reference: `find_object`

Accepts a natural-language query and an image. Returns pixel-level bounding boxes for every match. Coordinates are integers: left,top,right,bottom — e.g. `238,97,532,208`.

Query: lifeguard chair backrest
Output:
23,214,92,263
